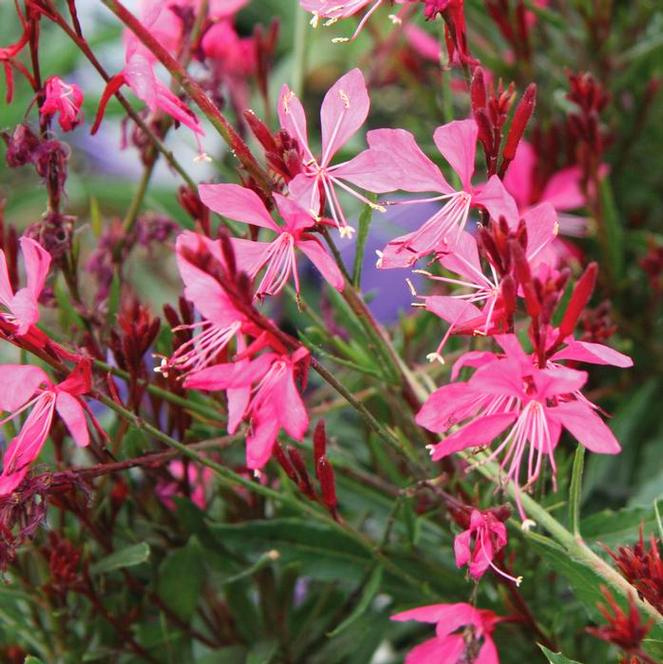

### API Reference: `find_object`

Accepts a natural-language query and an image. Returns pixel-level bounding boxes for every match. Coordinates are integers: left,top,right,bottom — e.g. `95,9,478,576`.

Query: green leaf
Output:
157,537,206,621
598,177,625,281
352,200,375,288
568,446,585,536
538,644,584,664
90,542,150,574
327,565,383,637
642,639,663,660
580,506,658,548
246,640,278,664
23,658,47,664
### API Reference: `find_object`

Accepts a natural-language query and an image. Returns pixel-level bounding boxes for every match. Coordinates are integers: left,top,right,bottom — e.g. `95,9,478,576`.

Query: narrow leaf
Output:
352,200,375,288
538,645,583,664
569,446,585,536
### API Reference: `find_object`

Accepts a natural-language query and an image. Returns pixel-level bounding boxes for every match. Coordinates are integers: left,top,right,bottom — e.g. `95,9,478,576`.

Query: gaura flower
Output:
455,509,521,585
391,601,502,664
0,361,91,496
40,77,84,132
278,68,386,237
0,236,51,336
198,183,345,298
156,460,213,511
92,1,204,149
184,348,310,470
417,334,622,517
157,231,253,377
368,119,518,268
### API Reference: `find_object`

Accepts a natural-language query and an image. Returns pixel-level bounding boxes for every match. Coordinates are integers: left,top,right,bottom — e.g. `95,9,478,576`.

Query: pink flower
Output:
278,68,385,237
184,348,310,470
0,236,51,336
368,119,518,268
40,77,84,132
417,334,622,517
301,1,407,42
391,602,502,664
0,361,91,496
92,2,204,147
198,183,345,297
454,509,520,584
157,460,213,511
157,231,253,376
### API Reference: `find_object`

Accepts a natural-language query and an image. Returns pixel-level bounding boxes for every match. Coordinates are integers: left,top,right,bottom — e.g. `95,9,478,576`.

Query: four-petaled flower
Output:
278,68,386,237
0,361,91,496
199,183,345,298
368,119,518,267
391,601,502,664
0,236,51,336
41,77,84,132
417,334,622,517
184,348,310,470
455,509,521,584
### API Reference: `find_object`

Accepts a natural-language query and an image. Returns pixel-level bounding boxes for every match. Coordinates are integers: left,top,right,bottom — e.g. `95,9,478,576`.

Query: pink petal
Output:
20,237,51,301
454,530,472,568
433,119,478,190
404,636,464,664
208,0,250,19
297,238,345,291
470,359,527,398
523,202,558,263
366,128,451,193
0,248,13,304
503,140,534,209
541,166,585,211
424,296,483,327
438,231,485,284
550,340,633,368
415,382,481,432
329,149,398,194
475,637,500,664
320,69,369,166
431,412,517,460
153,81,204,134
230,238,272,276
0,365,49,412
9,288,40,335
274,194,315,233
547,400,621,454
55,391,89,447
246,410,280,469
184,354,275,391
472,175,519,226
199,183,278,231
392,602,473,626
532,365,588,400
227,386,250,434
287,173,321,215
450,350,499,380
278,84,309,154
277,367,309,441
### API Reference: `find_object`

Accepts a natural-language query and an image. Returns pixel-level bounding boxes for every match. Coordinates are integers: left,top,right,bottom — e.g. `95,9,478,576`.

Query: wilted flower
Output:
40,76,84,132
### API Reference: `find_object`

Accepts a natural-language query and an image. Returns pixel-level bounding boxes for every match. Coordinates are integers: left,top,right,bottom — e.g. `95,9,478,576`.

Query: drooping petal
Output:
431,412,518,460
320,69,369,166
199,183,278,231
392,602,475,627
287,173,321,216
184,354,275,391
20,237,51,301
450,350,499,380
227,385,250,434
405,636,464,664
532,365,588,400
423,296,483,327
454,530,472,568
277,367,309,440
246,409,280,470
475,637,500,664
550,340,633,368
0,365,49,412
366,128,451,193
438,231,485,284
274,193,315,233
472,175,519,226
328,149,397,194
9,288,40,335
297,238,345,291
547,400,621,454
433,119,478,190
55,391,89,447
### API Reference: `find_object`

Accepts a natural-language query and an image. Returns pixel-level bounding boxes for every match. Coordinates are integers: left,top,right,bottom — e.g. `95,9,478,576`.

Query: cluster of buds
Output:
274,420,339,520
470,67,537,177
